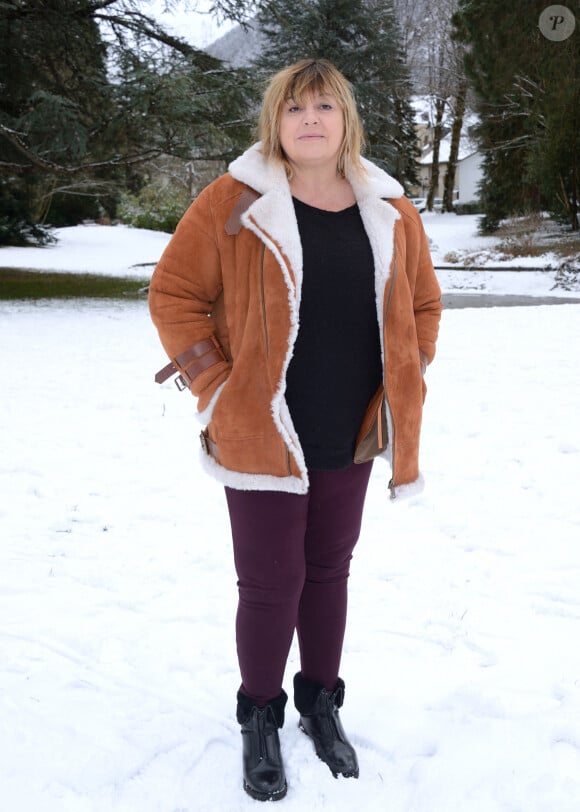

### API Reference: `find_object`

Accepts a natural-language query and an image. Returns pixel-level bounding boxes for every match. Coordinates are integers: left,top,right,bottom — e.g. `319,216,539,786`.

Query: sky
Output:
146,0,237,47
1,217,580,810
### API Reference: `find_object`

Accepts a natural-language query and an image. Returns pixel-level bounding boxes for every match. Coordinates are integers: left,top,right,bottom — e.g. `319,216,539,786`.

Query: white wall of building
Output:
456,152,484,204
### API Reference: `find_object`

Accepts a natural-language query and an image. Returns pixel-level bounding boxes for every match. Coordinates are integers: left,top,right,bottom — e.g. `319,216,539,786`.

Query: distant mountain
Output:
206,20,265,67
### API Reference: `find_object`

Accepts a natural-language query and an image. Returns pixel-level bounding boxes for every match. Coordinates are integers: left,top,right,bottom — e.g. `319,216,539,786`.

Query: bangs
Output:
285,63,344,107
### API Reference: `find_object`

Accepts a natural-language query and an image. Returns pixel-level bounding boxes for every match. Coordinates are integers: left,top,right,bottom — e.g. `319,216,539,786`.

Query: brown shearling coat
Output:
149,144,442,497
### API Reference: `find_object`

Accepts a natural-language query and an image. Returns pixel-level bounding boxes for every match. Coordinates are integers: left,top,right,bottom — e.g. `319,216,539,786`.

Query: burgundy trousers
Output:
224,461,373,707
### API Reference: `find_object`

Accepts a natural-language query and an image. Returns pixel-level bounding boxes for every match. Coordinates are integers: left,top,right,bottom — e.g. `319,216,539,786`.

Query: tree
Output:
0,0,257,243
453,0,580,231
442,77,468,211
253,0,419,188
398,0,471,212
526,38,579,230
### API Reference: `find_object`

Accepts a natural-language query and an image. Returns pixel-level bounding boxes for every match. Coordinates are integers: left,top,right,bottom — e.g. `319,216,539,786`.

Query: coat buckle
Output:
200,429,209,454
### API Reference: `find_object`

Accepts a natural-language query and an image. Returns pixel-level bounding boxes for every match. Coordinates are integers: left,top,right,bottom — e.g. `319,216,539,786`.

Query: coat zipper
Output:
259,243,269,357
384,254,397,499
259,241,293,477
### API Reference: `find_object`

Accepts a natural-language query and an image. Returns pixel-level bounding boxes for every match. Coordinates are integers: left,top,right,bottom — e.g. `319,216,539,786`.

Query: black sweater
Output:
285,197,383,470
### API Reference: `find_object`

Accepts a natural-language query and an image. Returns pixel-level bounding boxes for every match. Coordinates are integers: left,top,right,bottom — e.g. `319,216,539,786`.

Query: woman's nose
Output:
303,106,319,124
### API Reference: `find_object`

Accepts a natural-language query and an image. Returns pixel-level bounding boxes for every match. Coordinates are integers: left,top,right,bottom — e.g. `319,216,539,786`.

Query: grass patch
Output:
495,214,580,259
0,269,149,300
442,213,580,266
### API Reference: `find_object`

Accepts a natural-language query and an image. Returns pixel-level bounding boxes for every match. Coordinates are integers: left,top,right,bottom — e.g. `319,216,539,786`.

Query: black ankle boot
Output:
294,673,359,779
236,690,288,802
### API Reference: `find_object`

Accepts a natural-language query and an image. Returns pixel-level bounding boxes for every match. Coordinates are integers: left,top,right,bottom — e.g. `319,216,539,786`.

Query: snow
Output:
420,135,479,165
2,214,578,298
1,220,580,810
0,224,168,277
423,213,580,299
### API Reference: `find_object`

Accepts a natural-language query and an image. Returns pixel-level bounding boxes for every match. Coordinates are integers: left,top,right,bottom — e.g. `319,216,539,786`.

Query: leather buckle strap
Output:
154,336,225,389
174,336,221,368
179,348,224,385
200,429,219,458
155,361,177,385
225,188,260,236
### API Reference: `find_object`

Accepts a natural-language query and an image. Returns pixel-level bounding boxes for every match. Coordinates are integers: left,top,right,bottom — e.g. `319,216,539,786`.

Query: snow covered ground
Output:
1,219,580,811
2,214,579,299
0,224,169,278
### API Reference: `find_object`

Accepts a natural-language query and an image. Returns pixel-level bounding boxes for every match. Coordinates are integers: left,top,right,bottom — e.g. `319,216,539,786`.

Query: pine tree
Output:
454,0,580,231
526,32,579,230
0,0,257,243
253,0,419,187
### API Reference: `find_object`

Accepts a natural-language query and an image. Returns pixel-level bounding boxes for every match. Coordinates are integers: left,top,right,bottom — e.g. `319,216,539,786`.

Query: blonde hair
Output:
258,59,365,178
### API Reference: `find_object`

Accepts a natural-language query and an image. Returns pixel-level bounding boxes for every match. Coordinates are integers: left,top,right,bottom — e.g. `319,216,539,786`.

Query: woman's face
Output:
278,91,345,173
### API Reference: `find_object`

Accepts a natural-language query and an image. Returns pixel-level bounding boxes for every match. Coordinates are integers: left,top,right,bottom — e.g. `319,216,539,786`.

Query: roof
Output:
420,135,480,165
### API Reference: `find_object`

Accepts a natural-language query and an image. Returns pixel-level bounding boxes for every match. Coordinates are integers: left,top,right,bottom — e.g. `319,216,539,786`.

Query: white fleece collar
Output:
228,142,404,201
227,142,405,290
351,155,404,200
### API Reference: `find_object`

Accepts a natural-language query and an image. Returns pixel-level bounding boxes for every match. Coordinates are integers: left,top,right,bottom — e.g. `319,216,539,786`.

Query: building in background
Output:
417,136,483,207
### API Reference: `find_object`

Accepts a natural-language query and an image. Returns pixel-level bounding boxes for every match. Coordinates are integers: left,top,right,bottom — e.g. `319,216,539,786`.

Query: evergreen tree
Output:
0,0,257,243
454,0,579,231
526,36,579,230
253,0,419,187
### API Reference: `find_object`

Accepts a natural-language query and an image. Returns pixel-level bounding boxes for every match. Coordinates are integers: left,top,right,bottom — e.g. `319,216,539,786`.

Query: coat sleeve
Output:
148,183,232,413
413,217,442,365
396,200,441,366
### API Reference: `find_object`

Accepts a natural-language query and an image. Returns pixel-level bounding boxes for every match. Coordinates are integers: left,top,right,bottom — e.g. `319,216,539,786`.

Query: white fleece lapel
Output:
228,144,303,287
228,144,307,487
348,159,404,473
349,157,403,290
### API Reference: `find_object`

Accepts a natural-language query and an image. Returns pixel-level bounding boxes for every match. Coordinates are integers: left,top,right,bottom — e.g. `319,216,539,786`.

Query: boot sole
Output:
298,722,360,779
243,780,288,802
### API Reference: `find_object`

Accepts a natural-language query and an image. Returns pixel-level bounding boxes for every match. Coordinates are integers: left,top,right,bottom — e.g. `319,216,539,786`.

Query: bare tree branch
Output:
0,124,162,175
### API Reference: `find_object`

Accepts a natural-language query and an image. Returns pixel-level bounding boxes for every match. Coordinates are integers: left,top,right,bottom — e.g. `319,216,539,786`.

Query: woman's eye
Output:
320,104,333,111
288,106,300,113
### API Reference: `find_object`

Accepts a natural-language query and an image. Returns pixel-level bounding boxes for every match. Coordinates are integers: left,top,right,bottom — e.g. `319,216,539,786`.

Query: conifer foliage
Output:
0,0,256,243
253,0,419,187
453,0,579,231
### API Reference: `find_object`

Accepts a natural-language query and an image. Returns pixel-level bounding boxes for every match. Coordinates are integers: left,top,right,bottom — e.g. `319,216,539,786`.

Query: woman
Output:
149,59,441,802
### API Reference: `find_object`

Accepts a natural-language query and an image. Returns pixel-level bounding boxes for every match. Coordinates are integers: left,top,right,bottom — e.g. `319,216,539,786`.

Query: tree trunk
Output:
443,80,467,212
560,174,579,231
427,96,445,211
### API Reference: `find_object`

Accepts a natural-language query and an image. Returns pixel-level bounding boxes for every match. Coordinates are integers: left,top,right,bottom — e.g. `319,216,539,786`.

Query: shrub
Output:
0,216,55,247
454,201,483,215
117,183,190,233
